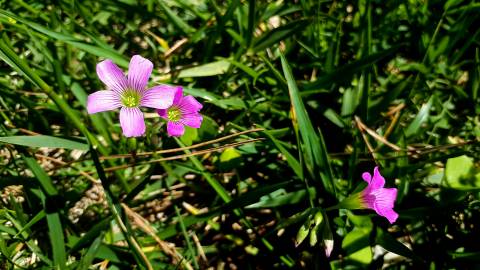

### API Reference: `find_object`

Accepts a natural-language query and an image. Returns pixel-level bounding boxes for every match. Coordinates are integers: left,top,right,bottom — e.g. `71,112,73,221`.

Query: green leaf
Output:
47,213,66,269
77,234,104,270
0,136,88,150
22,155,58,196
14,210,46,238
444,155,480,190
303,45,401,90
180,126,199,146
349,246,373,264
295,216,311,247
252,19,310,52
280,52,336,196
263,130,302,178
342,228,371,255
246,188,315,208
405,97,433,138
157,0,195,35
309,211,324,247
178,60,231,78
220,148,242,162
376,227,421,261
69,217,112,253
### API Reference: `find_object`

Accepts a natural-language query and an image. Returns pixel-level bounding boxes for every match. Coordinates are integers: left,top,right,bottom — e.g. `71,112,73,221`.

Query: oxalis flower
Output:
156,87,203,137
333,167,398,224
87,55,176,137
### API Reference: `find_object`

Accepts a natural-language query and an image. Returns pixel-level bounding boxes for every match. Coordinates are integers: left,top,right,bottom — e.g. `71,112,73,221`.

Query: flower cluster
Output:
87,55,202,137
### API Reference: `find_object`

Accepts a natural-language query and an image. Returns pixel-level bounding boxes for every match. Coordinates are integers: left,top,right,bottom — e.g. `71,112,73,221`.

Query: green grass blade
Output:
77,233,104,270
252,19,310,52
22,155,58,196
303,45,401,90
405,97,433,138
0,135,88,150
157,0,195,35
13,209,46,238
280,52,336,197
46,213,66,269
178,60,231,78
263,130,303,178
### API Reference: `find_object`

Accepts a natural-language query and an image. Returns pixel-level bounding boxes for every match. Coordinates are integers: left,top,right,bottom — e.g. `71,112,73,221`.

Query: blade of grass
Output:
46,213,66,269
157,0,195,35
252,19,310,52
280,52,336,197
0,135,88,150
77,233,105,270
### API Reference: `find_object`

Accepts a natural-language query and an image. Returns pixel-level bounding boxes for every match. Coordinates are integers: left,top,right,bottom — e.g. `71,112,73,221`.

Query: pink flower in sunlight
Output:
157,87,203,137
360,167,399,224
87,55,177,137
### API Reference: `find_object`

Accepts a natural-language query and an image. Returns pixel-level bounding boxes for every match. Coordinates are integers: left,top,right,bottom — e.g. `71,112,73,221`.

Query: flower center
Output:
121,90,141,108
167,106,182,122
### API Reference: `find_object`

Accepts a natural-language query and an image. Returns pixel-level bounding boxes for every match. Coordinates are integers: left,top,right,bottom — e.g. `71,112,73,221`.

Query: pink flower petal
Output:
173,87,183,104
157,109,167,118
127,55,153,92
96,60,127,94
141,85,177,109
370,166,386,190
372,188,398,223
324,239,334,258
119,107,145,137
167,121,185,137
87,90,121,114
381,208,399,224
361,193,376,209
181,113,203,128
362,172,372,182
179,95,203,113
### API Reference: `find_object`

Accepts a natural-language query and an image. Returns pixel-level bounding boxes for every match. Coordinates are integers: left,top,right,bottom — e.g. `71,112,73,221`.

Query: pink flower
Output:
87,55,177,137
156,87,203,137
361,167,398,224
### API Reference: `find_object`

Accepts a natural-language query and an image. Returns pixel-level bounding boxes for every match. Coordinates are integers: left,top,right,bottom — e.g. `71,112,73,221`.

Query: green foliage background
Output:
0,0,480,269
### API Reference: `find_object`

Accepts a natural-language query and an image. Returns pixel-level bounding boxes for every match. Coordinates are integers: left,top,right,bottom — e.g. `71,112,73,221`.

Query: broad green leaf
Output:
349,247,372,264
178,60,231,78
180,126,199,146
0,135,88,150
376,228,420,261
220,148,242,162
342,228,371,255
444,155,480,190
